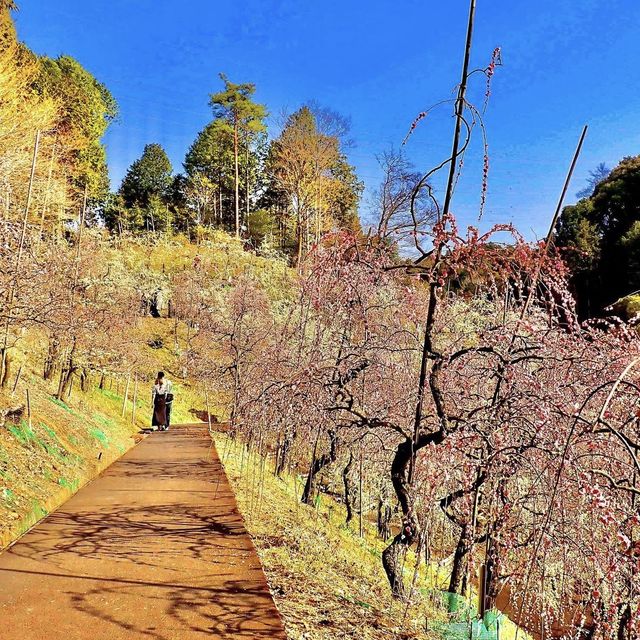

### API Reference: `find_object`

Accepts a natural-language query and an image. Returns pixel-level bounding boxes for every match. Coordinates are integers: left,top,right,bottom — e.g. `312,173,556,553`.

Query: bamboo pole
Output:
519,125,588,320
131,374,138,424
121,372,131,417
204,385,213,434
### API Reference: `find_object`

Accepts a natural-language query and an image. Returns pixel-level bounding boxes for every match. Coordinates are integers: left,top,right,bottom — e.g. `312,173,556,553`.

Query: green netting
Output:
433,592,504,639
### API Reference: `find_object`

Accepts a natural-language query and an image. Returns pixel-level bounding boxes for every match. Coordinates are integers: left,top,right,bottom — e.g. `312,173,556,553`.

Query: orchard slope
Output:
0,227,289,549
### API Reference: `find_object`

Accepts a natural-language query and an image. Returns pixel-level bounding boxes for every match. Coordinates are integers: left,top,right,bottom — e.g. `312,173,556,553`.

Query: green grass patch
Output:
49,397,73,412
7,420,37,446
96,388,121,402
58,477,80,492
89,428,109,446
93,413,116,430
40,422,59,442
30,500,47,521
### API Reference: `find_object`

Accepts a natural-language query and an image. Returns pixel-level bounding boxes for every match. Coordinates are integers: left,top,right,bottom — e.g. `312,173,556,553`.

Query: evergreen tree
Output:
36,55,118,201
555,155,640,316
111,143,173,233
184,120,234,226
209,73,267,237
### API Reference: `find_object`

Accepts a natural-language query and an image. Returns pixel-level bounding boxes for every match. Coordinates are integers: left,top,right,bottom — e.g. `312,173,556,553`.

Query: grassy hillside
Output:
216,434,529,640
0,369,141,549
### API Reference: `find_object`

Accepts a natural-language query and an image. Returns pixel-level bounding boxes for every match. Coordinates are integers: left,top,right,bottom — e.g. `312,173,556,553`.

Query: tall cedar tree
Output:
112,143,173,233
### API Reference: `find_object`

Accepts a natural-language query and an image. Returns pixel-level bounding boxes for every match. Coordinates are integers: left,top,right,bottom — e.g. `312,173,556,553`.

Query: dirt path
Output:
0,424,287,640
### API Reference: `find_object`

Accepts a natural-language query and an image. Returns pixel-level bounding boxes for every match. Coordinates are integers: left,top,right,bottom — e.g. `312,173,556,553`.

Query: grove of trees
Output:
556,156,640,318
104,80,363,264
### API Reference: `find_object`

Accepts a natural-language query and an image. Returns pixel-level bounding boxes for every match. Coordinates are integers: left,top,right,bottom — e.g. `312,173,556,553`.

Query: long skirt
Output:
152,395,167,427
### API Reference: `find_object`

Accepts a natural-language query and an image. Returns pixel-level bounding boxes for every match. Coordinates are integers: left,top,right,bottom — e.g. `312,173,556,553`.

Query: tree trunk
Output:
59,366,75,400
57,343,76,400
377,495,392,541
301,429,338,504
149,290,161,318
483,536,504,614
80,368,90,393
449,525,471,595
275,431,294,477
382,439,417,598
44,338,59,380
382,433,443,598
0,348,11,388
617,603,632,640
342,450,355,524
245,141,250,230
296,208,303,267
234,119,240,237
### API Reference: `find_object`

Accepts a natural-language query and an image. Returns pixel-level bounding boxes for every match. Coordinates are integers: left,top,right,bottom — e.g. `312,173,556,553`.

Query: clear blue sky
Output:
14,0,640,238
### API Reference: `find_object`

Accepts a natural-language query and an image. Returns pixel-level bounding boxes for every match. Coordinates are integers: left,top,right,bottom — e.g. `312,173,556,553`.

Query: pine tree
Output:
209,74,266,237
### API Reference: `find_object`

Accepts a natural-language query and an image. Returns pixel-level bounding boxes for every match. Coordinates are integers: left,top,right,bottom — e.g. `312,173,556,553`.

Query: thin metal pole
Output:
73,182,88,290
519,125,588,320
1,130,41,384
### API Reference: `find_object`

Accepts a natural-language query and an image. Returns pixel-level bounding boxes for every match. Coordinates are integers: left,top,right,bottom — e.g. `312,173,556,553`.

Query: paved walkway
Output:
0,424,287,640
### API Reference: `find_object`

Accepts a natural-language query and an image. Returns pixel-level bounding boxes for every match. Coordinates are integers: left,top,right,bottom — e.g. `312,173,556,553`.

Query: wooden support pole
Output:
12,364,22,394
26,388,32,429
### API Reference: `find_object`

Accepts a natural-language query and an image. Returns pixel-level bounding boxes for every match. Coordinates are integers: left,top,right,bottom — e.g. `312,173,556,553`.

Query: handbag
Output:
166,392,174,403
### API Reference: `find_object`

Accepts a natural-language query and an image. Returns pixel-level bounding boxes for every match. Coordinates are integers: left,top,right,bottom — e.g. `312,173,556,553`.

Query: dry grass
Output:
216,435,532,640
216,434,448,640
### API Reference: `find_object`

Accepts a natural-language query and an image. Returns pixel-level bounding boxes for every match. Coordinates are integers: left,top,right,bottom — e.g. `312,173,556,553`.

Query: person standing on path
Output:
151,371,173,431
